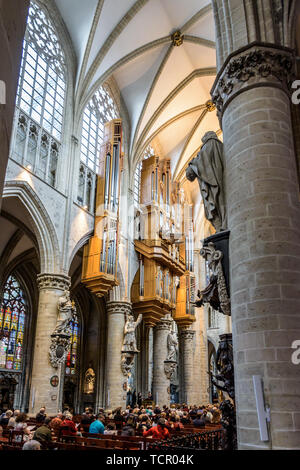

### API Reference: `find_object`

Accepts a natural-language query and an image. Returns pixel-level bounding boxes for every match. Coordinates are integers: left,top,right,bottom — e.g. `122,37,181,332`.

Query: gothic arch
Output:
3,180,60,273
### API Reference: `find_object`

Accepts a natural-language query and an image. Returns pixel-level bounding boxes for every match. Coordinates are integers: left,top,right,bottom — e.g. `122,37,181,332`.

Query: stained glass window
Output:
65,311,80,376
0,276,27,371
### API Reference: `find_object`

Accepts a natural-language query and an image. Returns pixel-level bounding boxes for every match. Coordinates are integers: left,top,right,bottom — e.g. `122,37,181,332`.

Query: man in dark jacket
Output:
33,417,53,449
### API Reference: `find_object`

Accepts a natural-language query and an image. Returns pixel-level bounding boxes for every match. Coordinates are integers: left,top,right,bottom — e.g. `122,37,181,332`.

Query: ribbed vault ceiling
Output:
54,0,220,188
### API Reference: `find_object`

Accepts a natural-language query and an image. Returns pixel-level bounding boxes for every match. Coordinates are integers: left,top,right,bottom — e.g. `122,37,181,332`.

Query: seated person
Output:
193,412,206,427
121,416,135,437
22,440,41,451
33,417,53,449
143,418,170,440
35,407,47,424
89,414,105,434
59,412,78,437
104,423,118,435
50,412,63,437
0,410,13,426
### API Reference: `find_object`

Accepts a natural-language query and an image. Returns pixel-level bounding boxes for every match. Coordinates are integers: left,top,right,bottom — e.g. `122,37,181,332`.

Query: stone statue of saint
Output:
84,366,96,394
186,131,226,232
166,330,178,362
53,290,75,336
123,313,142,352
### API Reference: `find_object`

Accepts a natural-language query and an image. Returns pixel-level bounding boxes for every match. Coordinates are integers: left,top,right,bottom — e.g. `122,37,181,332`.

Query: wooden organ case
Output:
81,119,123,297
132,155,196,328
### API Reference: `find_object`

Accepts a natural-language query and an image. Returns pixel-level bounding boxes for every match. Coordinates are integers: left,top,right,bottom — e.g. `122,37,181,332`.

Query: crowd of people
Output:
0,402,221,450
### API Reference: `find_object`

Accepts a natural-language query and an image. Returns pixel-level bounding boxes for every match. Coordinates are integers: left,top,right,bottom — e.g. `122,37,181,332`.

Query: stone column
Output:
212,44,300,449
105,301,131,409
29,274,70,416
152,316,172,407
179,328,196,405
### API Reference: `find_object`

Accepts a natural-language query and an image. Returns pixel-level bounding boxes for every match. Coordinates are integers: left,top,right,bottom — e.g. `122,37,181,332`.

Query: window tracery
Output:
0,276,27,371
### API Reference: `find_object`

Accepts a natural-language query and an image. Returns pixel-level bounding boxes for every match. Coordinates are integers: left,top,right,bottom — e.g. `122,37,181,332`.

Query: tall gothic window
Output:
78,86,118,211
80,86,118,173
65,310,80,376
10,1,66,187
0,276,27,371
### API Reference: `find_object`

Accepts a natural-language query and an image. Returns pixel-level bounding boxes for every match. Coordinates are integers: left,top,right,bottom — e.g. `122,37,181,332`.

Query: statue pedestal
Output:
203,230,230,293
164,360,177,380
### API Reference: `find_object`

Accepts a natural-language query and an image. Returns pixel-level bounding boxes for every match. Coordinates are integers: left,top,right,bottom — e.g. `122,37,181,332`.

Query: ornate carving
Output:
205,100,216,112
171,30,184,47
37,274,71,291
212,45,295,118
179,329,195,342
49,334,70,368
196,242,231,316
154,317,172,332
107,301,132,317
211,334,236,451
121,352,137,377
49,291,76,368
164,360,177,380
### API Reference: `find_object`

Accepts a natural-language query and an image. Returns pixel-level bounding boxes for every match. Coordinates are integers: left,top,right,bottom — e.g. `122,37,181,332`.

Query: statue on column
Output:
166,330,178,362
186,131,226,232
49,291,76,368
122,313,142,353
121,312,142,378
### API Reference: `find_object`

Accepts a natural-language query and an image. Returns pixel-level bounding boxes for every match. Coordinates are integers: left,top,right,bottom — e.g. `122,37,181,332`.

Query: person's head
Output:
64,411,73,420
106,423,116,430
44,417,52,427
23,440,41,451
158,418,166,428
16,412,27,423
97,414,105,423
13,409,20,417
84,407,89,414
39,407,46,414
5,410,13,418
56,412,63,419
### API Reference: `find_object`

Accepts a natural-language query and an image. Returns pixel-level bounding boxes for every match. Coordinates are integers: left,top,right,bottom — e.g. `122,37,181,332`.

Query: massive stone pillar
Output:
179,328,196,404
0,0,29,209
105,301,131,410
152,316,172,407
29,274,70,416
211,30,300,449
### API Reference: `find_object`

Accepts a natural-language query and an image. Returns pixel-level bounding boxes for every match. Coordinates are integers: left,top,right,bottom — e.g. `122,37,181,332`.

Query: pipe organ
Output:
81,119,123,297
132,154,196,328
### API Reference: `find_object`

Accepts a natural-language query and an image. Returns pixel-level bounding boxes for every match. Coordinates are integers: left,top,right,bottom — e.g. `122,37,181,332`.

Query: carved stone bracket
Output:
198,242,231,316
211,43,295,120
49,333,70,368
37,273,71,291
164,360,177,380
121,351,137,377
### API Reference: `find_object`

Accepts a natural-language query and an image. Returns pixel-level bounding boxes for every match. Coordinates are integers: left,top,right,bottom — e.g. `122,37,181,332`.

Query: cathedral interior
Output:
0,0,300,451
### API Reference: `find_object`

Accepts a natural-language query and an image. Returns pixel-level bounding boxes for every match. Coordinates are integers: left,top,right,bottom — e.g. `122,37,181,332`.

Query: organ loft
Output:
1,0,300,452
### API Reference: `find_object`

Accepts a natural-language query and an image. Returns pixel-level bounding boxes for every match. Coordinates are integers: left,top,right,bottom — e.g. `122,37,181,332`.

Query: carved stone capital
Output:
121,352,136,377
179,329,196,342
211,43,295,121
106,301,132,316
37,273,71,291
154,316,172,332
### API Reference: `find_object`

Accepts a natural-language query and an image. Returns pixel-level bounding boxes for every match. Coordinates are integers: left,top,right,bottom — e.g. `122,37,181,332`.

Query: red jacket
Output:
143,425,170,440
59,418,77,436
